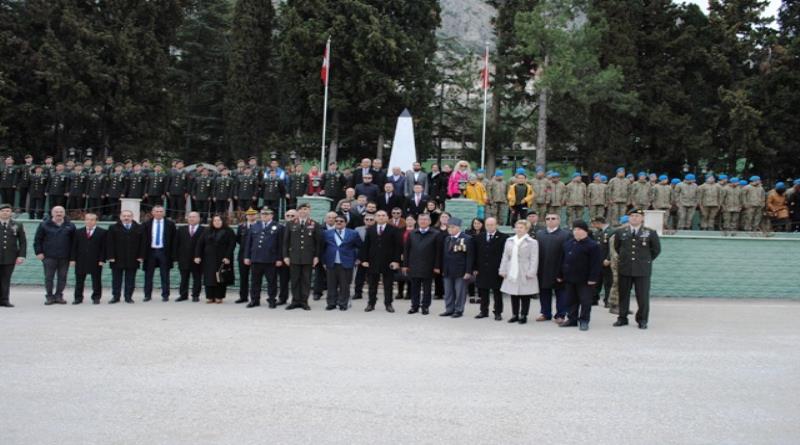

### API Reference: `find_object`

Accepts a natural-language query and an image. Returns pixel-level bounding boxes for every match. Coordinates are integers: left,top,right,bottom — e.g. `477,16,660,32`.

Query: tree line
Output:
0,0,797,181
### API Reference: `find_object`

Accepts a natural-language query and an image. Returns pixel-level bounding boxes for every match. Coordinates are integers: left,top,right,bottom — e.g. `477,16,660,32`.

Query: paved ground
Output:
1,287,798,445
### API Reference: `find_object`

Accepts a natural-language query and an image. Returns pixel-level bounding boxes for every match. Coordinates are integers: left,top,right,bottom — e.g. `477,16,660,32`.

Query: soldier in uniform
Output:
320,162,347,211
741,176,765,231
530,167,551,220
486,171,508,224
674,174,699,230
697,174,722,230
0,156,18,206
613,209,661,329
234,208,258,304
630,172,653,211
105,164,127,220
607,167,629,226
651,175,672,227
86,165,107,216
547,172,566,221
28,166,49,219
287,164,308,210
0,204,26,307
143,164,167,211
191,168,214,223
234,167,259,213
212,167,234,215
42,156,55,178
564,172,587,225
46,163,69,209
65,163,87,216
247,156,262,179
166,160,189,221
591,216,614,307
16,155,35,214
282,203,321,310
721,177,742,232
587,173,607,220
261,169,285,216
125,164,147,203
244,208,284,308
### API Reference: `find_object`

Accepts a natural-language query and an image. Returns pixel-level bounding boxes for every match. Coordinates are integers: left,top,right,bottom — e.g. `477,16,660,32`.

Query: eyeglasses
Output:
545,217,558,220
392,211,401,214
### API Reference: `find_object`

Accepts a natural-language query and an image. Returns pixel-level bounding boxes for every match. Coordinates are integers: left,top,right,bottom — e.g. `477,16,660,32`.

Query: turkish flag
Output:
320,39,330,86
480,47,489,90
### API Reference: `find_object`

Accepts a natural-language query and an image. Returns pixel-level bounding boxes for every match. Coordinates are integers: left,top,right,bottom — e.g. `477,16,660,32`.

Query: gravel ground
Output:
1,287,798,445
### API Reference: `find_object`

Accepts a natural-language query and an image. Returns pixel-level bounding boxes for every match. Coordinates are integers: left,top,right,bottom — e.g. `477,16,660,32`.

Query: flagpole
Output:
321,37,331,169
480,42,489,170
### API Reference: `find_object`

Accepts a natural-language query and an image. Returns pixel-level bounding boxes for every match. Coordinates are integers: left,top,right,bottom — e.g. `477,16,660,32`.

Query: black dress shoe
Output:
143,296,152,302
579,321,589,331
124,299,134,304
108,299,120,304
494,314,502,321
162,297,169,302
508,316,520,323
44,300,55,306
176,296,188,302
518,316,527,324
56,299,67,304
301,304,311,310
312,294,322,301
408,308,419,314
365,304,375,312
268,302,277,308
439,311,453,317
192,297,200,302
638,322,648,329
451,312,462,318
421,308,429,315
385,304,395,313
92,300,100,305
246,301,261,308
613,319,629,327
352,295,363,300
234,298,248,304
285,303,298,310
0,302,14,307
339,306,348,311
276,300,287,306
475,312,489,319
72,300,82,305
559,321,578,327
325,304,337,310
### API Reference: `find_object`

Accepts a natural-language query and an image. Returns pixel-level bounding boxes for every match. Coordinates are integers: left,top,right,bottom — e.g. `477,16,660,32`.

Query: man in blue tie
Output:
143,205,176,302
321,215,362,310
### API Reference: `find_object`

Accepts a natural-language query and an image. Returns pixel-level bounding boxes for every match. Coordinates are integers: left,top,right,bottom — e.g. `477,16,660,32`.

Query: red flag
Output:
320,38,330,86
480,46,489,90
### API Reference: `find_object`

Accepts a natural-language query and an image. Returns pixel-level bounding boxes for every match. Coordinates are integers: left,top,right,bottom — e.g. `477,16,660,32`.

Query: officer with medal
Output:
0,203,26,307
613,209,661,329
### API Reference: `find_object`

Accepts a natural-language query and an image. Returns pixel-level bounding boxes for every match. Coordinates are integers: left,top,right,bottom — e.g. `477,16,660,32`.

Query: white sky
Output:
683,0,782,20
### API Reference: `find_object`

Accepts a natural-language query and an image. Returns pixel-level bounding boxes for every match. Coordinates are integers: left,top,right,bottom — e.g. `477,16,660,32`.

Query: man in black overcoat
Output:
70,213,106,304
106,210,146,303
174,211,205,302
473,217,508,320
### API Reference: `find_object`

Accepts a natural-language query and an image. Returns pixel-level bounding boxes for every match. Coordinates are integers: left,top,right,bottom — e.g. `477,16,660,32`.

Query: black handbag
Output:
216,262,235,286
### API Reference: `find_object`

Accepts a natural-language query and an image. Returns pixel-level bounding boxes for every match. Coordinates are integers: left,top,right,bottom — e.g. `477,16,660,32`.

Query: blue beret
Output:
739,180,748,186
670,178,680,185
658,175,668,181
719,174,728,180
637,171,646,178
476,168,485,173
749,175,760,182
535,166,545,173
794,178,800,186
593,172,601,178
600,175,608,182
620,215,629,224
685,174,696,181
616,167,625,173
572,172,581,178
552,172,560,177
515,167,526,175
494,170,504,177
775,182,786,190
730,177,739,183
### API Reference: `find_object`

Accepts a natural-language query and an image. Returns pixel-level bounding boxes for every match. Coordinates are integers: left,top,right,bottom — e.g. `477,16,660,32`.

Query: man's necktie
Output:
156,220,161,246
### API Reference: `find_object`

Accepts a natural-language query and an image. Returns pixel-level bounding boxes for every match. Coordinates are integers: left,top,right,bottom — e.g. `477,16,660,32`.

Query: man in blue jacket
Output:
33,206,76,305
322,215,362,311
558,220,603,331
243,208,284,308
439,217,474,318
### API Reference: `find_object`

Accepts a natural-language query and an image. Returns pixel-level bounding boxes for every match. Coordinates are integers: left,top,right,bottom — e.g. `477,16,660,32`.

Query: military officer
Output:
674,174,699,230
0,157,18,206
741,176,765,231
697,174,722,230
29,166,48,220
234,167,259,213
105,164,127,220
287,164,308,210
86,165,107,216
613,209,661,329
45,163,69,209
720,177,742,231
591,216,615,307
564,172,587,225
607,167,629,226
244,208,284,308
191,168,214,223
16,155,35,214
65,163,88,215
282,203,321,310
143,164,167,211
0,203,26,307
166,160,190,221
261,169,285,216
234,208,258,304
125,164,147,201
212,167,234,215
320,162,347,211
587,173,607,220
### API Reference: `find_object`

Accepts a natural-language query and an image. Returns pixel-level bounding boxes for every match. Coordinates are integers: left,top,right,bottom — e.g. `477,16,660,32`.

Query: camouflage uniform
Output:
720,183,742,231
564,178,587,224
486,177,508,224
697,180,722,230
674,180,699,230
607,175,629,226
741,182,765,231
587,181,607,220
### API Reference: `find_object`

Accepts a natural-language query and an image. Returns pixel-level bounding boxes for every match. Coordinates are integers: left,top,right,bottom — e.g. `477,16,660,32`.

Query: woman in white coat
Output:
498,220,540,324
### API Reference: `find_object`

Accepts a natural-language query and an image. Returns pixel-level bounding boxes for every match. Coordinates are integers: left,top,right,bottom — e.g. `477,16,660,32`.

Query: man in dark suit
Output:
402,213,439,315
0,203,26,307
370,158,387,189
337,200,362,229
377,182,404,214
282,203,321,310
405,184,428,217
244,208,284,308
142,205,176,302
591,216,615,307
321,215,362,310
355,174,380,205
613,209,661,329
535,213,572,322
175,211,204,302
359,209,401,313
106,210,146,303
558,220,604,331
473,217,508,320
440,218,474,318
234,208,258,304
350,158,372,188
70,213,106,304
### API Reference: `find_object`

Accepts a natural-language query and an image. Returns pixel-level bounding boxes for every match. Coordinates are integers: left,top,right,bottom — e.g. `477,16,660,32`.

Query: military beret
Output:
670,178,680,185
620,215,629,224
572,172,581,179
637,171,646,178
593,172,601,178
718,174,728,180
658,175,668,181
685,174,696,181
628,208,644,216
626,173,634,179
515,167,526,175
730,177,739,183
749,175,760,182
245,208,258,215
600,175,608,182
0,203,11,210
535,166,545,173
775,182,786,190
616,167,625,173
552,172,561,177
739,180,748,186
494,170,504,177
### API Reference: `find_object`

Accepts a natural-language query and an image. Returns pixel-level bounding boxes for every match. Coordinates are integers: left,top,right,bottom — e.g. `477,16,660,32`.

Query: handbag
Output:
216,262,235,286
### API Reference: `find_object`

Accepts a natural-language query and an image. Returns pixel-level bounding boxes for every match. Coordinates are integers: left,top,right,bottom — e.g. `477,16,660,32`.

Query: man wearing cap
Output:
29,166,48,220
439,217,474,318
166,160,189,221
720,178,742,232
486,170,508,224
45,163,69,210
261,168,286,216
212,167,234,215
244,208,284,308
0,203,26,307
282,203,321,310
233,167,259,215
674,174,699,230
587,174,607,220
613,209,661,329
741,176,765,231
0,157,18,207
547,172,566,220
565,172,587,225
766,182,790,231
697,175,722,230
630,172,653,212
607,168,629,226
558,220,603,331
144,164,167,212
507,172,534,225
321,214,362,311
126,163,147,203
359,210,401,313
234,208,259,304
320,162,347,211
530,167,550,220
16,155,35,214
65,163,88,217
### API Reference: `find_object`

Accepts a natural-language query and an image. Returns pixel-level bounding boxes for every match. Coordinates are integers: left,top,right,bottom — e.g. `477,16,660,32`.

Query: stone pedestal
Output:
645,209,666,235
297,196,333,223
444,198,478,227
120,198,142,223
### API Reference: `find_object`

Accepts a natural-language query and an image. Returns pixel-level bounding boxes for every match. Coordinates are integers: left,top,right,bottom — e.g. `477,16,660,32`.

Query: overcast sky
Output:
683,0,782,20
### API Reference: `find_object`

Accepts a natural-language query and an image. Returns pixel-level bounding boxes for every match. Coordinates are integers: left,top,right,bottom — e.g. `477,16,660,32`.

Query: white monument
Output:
388,109,417,172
